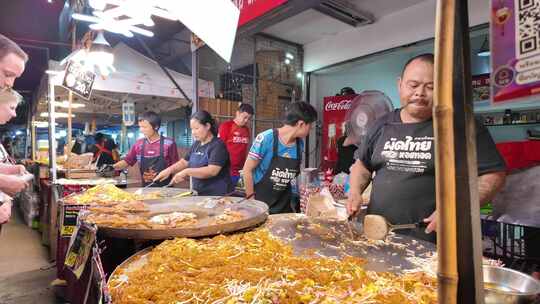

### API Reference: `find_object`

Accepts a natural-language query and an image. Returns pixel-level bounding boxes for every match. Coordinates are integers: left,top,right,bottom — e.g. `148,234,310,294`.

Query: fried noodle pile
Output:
109,229,437,304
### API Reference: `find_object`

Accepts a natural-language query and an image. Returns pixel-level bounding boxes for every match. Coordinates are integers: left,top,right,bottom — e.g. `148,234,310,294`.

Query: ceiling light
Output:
71,0,239,62
284,59,291,65
89,0,107,11
54,101,86,108
296,72,303,79
45,70,63,75
87,32,116,76
40,112,76,118
286,53,294,60
32,121,57,128
477,36,490,57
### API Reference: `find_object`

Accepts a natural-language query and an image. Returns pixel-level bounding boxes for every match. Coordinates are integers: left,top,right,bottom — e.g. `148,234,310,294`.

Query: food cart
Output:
31,1,540,303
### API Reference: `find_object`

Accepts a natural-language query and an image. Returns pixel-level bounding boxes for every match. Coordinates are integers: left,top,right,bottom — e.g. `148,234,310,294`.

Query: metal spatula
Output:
363,214,428,240
134,181,156,195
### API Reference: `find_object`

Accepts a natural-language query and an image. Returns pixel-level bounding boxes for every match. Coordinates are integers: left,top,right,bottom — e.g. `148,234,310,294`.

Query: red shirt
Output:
124,136,179,168
218,120,250,176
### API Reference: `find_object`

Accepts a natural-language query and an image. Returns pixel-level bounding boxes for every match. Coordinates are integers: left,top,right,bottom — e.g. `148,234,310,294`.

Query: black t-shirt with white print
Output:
355,109,506,242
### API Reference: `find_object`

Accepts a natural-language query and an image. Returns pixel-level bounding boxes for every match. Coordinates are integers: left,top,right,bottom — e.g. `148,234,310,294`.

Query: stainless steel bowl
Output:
484,265,540,304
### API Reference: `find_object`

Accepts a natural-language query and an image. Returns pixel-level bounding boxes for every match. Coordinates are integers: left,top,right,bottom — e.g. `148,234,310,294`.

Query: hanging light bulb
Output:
87,31,116,76
89,0,107,11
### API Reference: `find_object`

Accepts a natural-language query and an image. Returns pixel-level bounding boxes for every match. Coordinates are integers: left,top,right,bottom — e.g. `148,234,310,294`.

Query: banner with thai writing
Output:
491,0,540,104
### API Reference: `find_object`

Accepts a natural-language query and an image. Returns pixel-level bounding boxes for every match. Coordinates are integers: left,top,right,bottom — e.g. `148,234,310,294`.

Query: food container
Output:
483,265,540,304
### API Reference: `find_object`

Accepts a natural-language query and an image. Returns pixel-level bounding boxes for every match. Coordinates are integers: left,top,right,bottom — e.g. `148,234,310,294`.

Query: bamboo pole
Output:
434,0,485,303
433,0,458,303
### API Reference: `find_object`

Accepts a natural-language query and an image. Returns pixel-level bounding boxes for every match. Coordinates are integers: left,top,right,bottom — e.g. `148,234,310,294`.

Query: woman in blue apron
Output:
113,111,179,187
242,102,318,214
155,111,232,196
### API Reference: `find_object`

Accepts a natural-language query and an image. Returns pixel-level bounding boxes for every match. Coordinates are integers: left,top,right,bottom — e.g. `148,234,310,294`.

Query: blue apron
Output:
188,141,231,196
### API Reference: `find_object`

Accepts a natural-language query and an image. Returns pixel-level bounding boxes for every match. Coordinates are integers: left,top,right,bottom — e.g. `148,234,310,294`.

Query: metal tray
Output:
109,213,436,283
263,213,436,273
83,196,269,239
123,187,191,198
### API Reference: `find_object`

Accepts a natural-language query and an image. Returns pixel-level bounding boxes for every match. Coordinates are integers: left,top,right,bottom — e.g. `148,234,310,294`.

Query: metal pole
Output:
189,35,200,193
305,72,311,168
31,116,36,161
191,46,199,113
252,36,257,139
67,23,76,156
48,77,57,183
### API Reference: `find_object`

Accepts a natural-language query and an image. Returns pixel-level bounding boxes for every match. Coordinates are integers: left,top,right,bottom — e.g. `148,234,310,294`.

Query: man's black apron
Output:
139,135,171,187
255,129,301,214
368,118,436,242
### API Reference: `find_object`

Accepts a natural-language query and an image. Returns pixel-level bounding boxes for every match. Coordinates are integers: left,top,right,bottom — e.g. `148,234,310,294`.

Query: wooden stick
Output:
434,0,458,303
434,0,485,303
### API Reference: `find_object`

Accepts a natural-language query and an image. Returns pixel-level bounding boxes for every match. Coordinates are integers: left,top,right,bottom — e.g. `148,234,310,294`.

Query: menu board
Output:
64,221,96,279
62,61,96,100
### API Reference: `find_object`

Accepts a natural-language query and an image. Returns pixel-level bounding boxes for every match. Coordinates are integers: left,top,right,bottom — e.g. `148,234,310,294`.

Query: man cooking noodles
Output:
346,53,506,242
113,111,179,187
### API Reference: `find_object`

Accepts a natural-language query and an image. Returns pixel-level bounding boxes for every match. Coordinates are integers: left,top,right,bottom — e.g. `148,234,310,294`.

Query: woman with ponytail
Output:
155,110,232,195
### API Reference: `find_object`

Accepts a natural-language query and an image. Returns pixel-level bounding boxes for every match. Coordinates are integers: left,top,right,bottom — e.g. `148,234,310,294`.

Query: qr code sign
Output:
515,0,540,59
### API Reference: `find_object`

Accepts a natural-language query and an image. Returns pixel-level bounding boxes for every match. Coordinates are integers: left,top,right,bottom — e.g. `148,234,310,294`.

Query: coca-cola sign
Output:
324,99,352,112
321,94,358,171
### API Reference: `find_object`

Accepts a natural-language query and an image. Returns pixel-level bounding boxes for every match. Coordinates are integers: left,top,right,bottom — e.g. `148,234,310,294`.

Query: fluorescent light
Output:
477,37,490,57
54,101,86,108
32,121,56,128
58,130,67,137
286,53,294,60
40,112,76,118
45,70,62,75
15,130,23,135
477,50,490,57
127,132,134,138
296,72,303,79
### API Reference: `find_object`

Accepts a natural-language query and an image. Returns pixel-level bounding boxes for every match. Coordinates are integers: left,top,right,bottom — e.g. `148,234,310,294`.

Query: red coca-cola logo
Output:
325,99,352,111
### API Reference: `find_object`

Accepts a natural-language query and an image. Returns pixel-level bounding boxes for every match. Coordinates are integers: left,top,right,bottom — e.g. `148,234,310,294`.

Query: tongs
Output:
135,181,157,195
135,181,175,195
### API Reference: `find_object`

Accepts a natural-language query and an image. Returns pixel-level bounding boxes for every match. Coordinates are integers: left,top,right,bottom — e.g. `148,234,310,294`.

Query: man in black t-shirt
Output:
334,123,358,174
346,53,506,242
